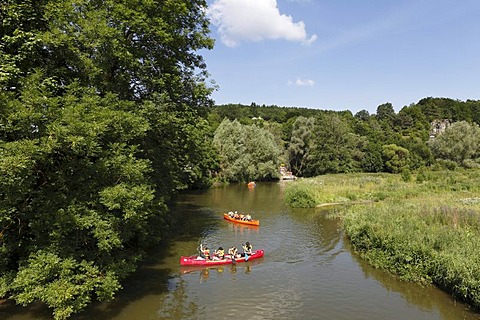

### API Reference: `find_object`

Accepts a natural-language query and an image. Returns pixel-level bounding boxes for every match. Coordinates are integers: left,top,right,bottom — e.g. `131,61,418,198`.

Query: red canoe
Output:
223,213,260,226
180,249,264,266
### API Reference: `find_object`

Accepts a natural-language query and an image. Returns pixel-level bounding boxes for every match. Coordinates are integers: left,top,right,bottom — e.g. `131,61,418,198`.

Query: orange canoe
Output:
223,213,260,226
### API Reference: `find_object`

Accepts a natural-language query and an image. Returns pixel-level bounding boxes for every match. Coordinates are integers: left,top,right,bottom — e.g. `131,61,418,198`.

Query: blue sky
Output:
202,0,480,114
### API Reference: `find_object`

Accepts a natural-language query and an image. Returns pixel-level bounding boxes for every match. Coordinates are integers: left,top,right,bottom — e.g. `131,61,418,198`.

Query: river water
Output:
2,182,479,319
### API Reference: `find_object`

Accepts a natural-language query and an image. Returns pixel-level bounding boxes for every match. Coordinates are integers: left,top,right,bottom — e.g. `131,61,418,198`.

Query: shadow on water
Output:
0,252,177,320
0,201,217,320
73,202,218,320
345,230,480,320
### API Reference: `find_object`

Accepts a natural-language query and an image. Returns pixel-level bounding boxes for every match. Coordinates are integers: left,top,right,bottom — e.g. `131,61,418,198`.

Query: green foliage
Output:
428,121,480,166
360,142,384,173
1,1,216,318
292,170,480,311
1,0,214,104
12,251,122,320
284,183,317,208
206,99,480,180
142,100,218,192
213,119,282,182
210,103,323,125
306,113,366,176
344,202,480,308
0,82,165,318
287,116,315,176
415,168,427,183
401,169,412,182
382,144,410,173
376,102,396,123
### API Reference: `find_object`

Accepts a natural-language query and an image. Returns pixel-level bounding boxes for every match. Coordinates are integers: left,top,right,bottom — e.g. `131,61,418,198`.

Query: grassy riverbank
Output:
284,169,480,310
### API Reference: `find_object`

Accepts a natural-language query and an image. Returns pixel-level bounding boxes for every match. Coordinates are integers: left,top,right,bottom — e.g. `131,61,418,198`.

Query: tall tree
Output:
428,121,480,166
306,113,366,176
287,116,315,176
1,1,215,318
1,0,214,105
376,102,396,122
213,119,282,182
1,81,158,319
382,144,411,173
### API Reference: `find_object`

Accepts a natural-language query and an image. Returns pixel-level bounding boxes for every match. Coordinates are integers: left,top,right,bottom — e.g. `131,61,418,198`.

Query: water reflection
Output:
180,263,259,283
348,240,480,320
225,221,260,236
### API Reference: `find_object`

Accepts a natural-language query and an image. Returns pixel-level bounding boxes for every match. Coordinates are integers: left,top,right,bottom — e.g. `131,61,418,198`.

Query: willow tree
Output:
428,121,480,167
1,0,215,318
213,119,282,182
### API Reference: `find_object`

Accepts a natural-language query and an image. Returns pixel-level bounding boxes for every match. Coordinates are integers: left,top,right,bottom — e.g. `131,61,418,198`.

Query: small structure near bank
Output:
279,164,297,180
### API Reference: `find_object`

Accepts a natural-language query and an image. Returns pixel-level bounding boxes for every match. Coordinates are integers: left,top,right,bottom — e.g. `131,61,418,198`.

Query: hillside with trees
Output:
207,98,480,181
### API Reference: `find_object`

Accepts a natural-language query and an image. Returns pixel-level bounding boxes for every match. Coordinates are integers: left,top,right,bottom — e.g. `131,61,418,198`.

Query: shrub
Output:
284,184,317,208
401,169,412,182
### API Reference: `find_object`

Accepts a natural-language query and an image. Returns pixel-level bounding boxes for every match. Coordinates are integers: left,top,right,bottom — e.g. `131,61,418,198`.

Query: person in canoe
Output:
228,246,239,259
199,244,211,260
213,247,225,260
244,213,252,221
242,242,253,255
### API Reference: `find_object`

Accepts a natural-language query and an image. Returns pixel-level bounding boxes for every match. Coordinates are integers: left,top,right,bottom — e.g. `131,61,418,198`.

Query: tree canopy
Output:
207,97,480,177
1,1,215,318
428,121,480,167
213,119,282,182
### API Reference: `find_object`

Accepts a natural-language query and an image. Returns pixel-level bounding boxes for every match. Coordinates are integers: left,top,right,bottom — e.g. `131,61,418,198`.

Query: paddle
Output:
229,247,237,265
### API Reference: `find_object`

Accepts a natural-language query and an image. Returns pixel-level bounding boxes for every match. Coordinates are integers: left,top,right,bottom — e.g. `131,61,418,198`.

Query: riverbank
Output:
284,169,480,311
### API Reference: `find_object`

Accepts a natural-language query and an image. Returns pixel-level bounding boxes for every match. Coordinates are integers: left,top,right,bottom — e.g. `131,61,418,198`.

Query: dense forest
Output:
2,1,480,319
207,99,480,182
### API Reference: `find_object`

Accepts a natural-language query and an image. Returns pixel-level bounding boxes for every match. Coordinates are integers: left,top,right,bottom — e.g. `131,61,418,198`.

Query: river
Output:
1,182,479,319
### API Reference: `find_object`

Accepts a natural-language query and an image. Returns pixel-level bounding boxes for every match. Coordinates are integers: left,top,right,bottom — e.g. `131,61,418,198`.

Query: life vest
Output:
203,249,210,258
216,249,224,257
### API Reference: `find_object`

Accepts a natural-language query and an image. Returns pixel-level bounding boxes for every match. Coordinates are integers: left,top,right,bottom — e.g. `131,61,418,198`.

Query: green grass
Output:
284,169,480,311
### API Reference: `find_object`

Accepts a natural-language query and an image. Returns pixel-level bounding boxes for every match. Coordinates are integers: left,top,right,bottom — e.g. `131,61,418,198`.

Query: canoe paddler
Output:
242,242,253,255
199,244,210,260
242,242,253,261
228,246,238,258
214,247,225,260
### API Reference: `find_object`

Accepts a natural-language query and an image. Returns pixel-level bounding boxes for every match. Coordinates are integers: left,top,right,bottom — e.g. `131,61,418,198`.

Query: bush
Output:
436,159,458,170
401,169,412,182
415,169,427,183
284,184,317,208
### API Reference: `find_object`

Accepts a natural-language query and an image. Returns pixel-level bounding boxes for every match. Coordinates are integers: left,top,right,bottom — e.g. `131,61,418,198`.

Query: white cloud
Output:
207,0,317,47
288,78,316,86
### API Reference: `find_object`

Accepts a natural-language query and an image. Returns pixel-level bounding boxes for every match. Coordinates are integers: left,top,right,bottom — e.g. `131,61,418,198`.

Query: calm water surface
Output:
2,182,479,319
